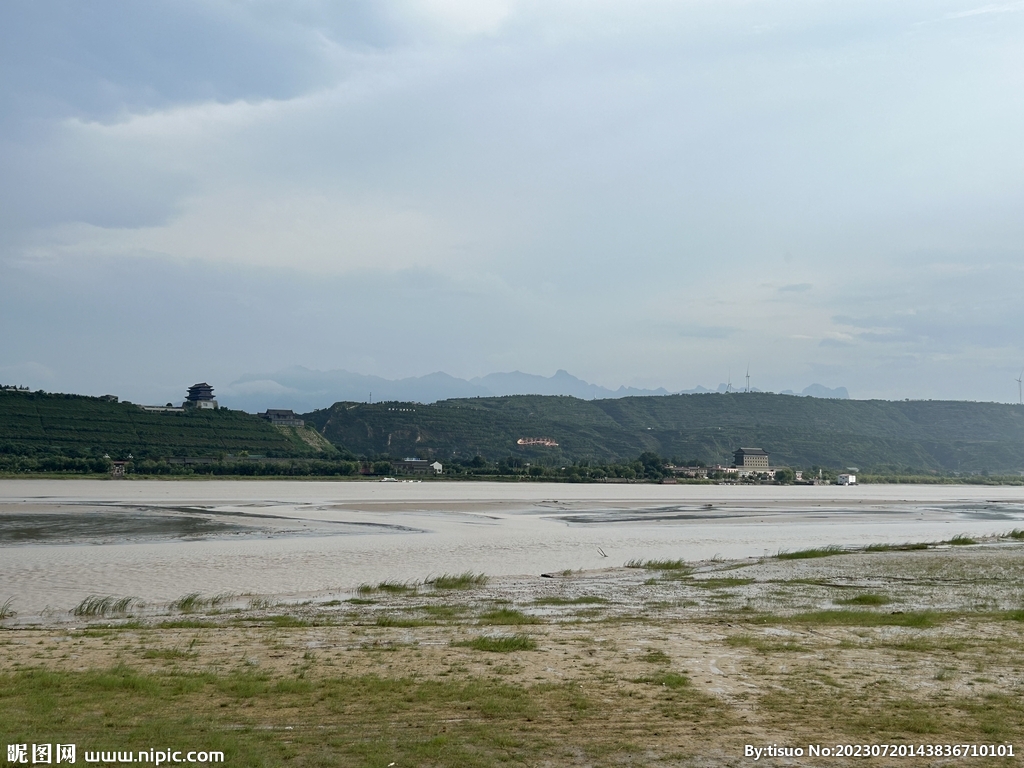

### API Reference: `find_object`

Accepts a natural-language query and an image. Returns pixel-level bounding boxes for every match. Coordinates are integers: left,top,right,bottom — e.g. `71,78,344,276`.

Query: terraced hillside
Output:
305,393,1024,472
0,390,321,459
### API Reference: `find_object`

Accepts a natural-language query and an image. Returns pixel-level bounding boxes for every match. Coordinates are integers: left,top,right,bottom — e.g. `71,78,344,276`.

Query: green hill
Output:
0,390,322,459
305,393,1024,473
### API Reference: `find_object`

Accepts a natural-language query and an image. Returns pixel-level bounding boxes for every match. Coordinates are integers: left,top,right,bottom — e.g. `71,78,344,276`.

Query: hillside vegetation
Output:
0,390,322,460
305,393,1024,472
4,389,1023,475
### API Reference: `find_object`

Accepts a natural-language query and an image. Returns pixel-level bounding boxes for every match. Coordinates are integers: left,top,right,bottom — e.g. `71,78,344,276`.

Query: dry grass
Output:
6,543,1024,765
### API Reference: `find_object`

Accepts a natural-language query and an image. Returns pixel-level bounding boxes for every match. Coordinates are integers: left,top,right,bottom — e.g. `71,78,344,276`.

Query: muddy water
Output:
1,480,1023,618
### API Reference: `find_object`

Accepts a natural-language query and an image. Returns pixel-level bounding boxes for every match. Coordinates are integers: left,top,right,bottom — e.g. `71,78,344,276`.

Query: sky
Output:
2,0,1024,407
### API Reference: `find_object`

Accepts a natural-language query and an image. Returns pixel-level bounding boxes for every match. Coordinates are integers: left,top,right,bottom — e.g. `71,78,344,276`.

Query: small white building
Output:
430,461,443,475
838,473,857,486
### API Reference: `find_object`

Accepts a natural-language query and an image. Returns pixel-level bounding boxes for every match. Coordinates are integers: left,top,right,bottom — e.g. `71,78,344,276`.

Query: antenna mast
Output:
745,364,750,394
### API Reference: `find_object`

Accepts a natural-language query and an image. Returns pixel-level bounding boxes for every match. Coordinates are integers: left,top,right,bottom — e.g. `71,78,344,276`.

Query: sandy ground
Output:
4,479,1024,620
3,540,1023,765
4,482,1024,764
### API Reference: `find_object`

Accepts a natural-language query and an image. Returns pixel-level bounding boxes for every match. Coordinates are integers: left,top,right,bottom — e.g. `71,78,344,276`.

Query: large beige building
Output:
733,447,769,470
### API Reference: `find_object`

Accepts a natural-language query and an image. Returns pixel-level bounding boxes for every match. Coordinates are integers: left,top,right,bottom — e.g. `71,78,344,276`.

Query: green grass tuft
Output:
157,620,219,629
427,572,488,590
946,534,977,546
170,593,208,613
625,558,690,571
72,595,139,617
478,608,543,625
453,634,537,652
639,649,671,664
0,597,15,620
837,593,891,606
377,580,418,594
863,542,930,552
776,545,845,560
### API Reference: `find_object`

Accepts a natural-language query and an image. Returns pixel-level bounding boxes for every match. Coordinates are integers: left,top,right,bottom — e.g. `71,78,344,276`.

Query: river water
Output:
2,480,1023,618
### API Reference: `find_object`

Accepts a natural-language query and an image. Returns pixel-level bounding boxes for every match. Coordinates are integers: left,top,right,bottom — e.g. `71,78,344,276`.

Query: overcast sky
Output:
2,0,1023,406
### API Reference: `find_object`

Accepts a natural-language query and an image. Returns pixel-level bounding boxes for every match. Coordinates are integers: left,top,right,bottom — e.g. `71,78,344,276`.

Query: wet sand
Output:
2,479,1023,621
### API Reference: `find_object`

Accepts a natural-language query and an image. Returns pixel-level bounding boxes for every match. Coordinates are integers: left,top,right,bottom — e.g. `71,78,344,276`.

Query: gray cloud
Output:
3,1,1024,404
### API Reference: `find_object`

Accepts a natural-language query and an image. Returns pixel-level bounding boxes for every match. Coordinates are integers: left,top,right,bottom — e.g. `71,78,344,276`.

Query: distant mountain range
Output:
219,367,848,413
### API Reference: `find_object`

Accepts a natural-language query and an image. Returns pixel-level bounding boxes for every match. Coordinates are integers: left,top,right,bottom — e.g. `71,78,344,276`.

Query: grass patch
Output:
625,559,691,572
170,593,204,612
169,593,229,613
262,615,311,628
775,545,845,560
946,534,977,546
427,572,488,590
633,672,690,689
639,649,671,664
1005,529,1024,540
0,667,673,765
0,597,15,620
756,679,1024,742
837,593,891,606
72,596,139,618
156,620,219,629
86,620,144,631
453,634,538,652
376,580,418,594
863,542,930,552
478,608,543,625
533,596,609,606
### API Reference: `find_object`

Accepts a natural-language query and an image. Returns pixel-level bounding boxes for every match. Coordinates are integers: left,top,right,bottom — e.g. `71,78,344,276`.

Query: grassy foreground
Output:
3,544,1024,766
2,667,696,766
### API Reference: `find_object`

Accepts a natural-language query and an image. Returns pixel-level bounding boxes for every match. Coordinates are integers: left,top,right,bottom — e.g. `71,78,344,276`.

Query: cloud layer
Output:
3,0,1023,404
